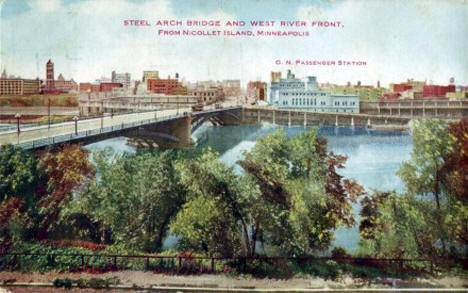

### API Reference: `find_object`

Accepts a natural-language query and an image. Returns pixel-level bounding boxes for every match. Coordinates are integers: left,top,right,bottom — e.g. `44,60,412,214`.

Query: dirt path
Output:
0,271,466,290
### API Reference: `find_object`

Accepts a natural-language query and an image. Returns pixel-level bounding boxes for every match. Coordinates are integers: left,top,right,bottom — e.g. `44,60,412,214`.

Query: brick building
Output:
100,82,123,92
54,73,78,93
147,78,187,95
392,84,412,93
423,85,456,98
46,59,54,90
0,78,41,95
79,83,100,92
188,86,224,105
247,81,267,100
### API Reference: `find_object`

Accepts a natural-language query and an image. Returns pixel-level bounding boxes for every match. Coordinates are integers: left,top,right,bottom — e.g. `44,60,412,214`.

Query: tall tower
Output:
46,59,54,89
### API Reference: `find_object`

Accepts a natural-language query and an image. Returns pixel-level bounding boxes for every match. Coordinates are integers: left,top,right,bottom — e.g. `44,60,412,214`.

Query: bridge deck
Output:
0,106,241,149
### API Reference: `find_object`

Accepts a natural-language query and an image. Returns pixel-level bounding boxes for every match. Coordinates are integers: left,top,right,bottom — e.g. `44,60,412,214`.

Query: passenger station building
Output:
269,70,359,113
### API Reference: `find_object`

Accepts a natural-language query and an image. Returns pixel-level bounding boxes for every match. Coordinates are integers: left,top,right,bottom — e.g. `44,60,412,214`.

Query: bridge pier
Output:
127,116,192,149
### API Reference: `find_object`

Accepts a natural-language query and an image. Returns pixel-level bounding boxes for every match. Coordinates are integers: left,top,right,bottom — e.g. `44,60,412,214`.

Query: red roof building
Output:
392,84,412,93
99,82,123,92
422,85,455,98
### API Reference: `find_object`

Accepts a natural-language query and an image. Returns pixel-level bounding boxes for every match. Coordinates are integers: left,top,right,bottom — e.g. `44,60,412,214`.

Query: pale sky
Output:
0,0,467,87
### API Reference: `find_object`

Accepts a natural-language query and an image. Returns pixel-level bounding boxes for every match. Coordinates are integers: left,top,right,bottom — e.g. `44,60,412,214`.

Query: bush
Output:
331,247,350,259
53,278,73,290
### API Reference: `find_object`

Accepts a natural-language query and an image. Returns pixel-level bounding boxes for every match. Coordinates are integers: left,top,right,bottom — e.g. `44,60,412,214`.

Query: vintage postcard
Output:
0,0,466,292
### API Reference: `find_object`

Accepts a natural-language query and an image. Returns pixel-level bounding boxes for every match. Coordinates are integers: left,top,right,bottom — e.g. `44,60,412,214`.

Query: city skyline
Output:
1,0,467,87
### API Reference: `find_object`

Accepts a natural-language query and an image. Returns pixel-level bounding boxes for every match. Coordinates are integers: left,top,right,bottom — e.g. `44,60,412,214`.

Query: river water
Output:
86,123,413,253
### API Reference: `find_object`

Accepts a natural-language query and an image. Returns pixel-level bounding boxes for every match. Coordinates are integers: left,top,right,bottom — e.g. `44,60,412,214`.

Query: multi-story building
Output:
79,83,100,92
43,59,78,93
270,71,282,82
100,82,123,92
188,86,224,105
111,71,131,88
247,81,267,101
46,59,54,90
270,70,359,113
391,83,413,93
147,78,187,95
446,91,468,99
221,79,241,96
54,73,78,93
0,78,41,95
423,85,455,98
142,71,159,82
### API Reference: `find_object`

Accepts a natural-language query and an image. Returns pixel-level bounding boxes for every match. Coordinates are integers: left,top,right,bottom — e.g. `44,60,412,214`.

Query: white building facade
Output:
270,70,359,113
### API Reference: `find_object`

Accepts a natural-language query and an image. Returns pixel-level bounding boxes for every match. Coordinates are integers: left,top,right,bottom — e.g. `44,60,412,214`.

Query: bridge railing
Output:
5,106,241,149
15,113,183,150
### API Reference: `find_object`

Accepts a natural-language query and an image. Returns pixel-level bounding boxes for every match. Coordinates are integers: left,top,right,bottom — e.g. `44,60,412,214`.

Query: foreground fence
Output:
1,252,466,277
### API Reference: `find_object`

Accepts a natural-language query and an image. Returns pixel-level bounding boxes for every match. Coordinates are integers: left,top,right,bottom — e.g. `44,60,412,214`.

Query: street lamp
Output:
15,113,21,144
15,113,21,134
100,100,104,129
73,116,79,135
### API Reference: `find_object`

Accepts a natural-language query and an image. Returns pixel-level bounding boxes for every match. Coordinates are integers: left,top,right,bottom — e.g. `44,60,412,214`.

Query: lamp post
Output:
73,116,79,135
48,96,51,129
15,113,21,144
100,100,104,129
15,113,21,134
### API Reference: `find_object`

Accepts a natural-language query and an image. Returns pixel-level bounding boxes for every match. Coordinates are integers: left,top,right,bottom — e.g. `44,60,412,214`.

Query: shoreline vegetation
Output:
0,118,466,286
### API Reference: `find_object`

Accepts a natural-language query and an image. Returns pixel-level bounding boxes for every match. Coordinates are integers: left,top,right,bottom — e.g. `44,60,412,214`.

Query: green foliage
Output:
361,118,468,259
358,191,437,258
71,149,186,252
239,128,364,255
398,119,455,203
0,145,38,204
171,148,258,257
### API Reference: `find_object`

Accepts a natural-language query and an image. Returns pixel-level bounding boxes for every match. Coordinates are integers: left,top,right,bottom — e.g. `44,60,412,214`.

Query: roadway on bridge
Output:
0,107,192,146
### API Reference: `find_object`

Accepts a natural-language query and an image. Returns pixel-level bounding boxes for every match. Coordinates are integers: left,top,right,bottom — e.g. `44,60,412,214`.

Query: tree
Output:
362,119,467,258
239,128,364,255
0,145,38,251
442,118,468,202
36,144,94,237
441,118,468,245
0,145,37,205
397,119,457,254
358,191,437,258
171,149,260,257
73,149,186,251
397,119,455,208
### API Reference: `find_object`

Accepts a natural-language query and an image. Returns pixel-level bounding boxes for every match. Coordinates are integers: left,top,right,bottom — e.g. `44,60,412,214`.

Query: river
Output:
86,123,413,253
